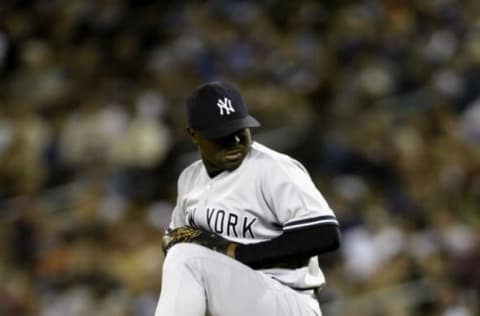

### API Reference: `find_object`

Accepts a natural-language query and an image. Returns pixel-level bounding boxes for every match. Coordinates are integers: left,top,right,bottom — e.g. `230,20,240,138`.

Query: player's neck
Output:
202,161,224,178
207,169,223,178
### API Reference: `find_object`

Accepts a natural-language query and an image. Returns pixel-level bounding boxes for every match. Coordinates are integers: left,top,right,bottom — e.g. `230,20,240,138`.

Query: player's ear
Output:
187,127,199,145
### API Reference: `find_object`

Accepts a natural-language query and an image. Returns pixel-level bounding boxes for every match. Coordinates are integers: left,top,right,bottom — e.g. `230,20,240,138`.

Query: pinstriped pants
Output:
154,243,321,316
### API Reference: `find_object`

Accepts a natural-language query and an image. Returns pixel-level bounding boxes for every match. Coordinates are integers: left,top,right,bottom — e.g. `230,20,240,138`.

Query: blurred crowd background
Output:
0,0,479,315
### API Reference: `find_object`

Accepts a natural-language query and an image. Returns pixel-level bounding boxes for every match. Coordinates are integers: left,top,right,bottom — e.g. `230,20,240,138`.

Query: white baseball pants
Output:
154,243,321,316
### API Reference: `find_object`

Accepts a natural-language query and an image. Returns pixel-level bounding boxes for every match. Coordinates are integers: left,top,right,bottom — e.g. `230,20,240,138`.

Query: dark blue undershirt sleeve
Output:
234,223,341,269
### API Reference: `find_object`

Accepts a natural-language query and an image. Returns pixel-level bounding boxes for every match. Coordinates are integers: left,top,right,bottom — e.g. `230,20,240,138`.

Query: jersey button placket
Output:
203,182,212,205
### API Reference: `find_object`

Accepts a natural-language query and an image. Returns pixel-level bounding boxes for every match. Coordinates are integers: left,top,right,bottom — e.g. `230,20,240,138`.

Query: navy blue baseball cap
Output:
186,81,260,139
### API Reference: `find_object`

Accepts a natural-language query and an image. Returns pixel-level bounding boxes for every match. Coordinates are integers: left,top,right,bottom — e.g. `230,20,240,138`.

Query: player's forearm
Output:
232,224,341,269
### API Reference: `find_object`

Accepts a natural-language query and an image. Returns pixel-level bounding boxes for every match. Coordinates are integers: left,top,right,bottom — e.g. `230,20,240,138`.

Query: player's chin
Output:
221,158,243,171
220,154,245,171
219,148,247,169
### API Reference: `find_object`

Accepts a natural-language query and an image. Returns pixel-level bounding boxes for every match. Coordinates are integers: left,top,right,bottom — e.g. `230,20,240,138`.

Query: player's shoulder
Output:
177,159,204,185
251,142,289,160
250,142,307,173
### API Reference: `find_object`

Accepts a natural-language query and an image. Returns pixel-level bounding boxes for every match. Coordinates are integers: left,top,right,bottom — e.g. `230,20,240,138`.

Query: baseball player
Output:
154,81,340,316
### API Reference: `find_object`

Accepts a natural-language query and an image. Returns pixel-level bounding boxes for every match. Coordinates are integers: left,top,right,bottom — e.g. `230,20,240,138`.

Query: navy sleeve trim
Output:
283,215,338,231
235,224,341,270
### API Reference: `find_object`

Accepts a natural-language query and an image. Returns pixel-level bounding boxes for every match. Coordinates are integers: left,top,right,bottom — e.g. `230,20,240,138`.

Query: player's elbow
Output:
321,224,341,253
330,225,341,251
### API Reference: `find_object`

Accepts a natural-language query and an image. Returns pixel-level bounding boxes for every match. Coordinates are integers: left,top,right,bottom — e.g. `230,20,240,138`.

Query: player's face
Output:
188,128,252,176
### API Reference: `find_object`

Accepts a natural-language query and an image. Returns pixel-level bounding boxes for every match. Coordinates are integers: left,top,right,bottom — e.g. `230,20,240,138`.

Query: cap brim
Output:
198,115,260,139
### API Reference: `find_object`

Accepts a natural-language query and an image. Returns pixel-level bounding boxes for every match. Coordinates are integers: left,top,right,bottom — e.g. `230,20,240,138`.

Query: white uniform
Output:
155,142,338,316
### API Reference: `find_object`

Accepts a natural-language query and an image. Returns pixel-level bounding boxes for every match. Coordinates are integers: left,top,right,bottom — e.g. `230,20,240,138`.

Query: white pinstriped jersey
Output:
169,142,339,289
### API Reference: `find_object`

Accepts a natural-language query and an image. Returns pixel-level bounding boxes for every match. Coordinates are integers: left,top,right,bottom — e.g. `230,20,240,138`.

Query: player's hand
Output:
162,226,238,258
162,226,203,252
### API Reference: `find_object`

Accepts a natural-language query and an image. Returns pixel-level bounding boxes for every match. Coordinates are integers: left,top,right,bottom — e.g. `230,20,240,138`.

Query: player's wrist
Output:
226,243,238,258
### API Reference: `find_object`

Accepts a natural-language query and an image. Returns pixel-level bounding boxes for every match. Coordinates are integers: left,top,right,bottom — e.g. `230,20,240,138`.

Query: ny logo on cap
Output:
217,97,235,116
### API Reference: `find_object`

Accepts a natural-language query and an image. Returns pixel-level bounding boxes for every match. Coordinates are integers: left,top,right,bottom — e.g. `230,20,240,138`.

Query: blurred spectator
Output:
0,1,479,315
